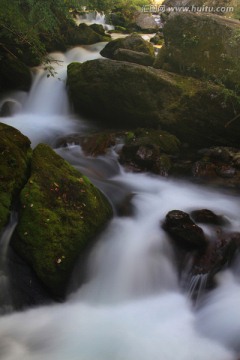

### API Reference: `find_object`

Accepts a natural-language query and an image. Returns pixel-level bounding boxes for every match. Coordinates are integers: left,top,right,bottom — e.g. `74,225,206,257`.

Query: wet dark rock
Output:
191,232,240,278
190,209,229,226
163,210,208,250
0,101,20,117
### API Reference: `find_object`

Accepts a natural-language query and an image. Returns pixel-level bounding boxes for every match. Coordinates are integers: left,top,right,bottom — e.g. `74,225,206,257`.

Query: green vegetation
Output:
0,0,75,66
66,0,148,12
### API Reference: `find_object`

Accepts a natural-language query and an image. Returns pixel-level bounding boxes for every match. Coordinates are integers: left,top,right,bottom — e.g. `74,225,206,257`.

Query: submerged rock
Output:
13,143,113,297
0,123,31,232
100,33,155,59
67,59,240,148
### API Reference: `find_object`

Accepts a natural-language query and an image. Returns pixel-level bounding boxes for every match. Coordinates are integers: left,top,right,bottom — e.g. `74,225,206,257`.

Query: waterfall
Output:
76,11,114,31
0,43,240,360
0,45,104,147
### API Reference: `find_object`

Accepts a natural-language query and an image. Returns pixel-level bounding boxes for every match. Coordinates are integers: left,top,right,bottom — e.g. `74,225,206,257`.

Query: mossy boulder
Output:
67,23,110,46
113,48,154,66
89,23,110,38
120,129,181,175
67,59,240,148
13,144,113,297
100,34,155,59
0,55,32,92
155,12,240,91
0,123,31,232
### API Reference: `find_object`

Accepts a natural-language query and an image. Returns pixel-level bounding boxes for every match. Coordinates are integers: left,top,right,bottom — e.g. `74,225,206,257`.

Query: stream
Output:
0,41,240,360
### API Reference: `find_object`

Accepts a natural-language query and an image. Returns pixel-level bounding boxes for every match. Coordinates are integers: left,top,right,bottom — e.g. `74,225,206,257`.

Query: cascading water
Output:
76,11,114,31
0,44,240,360
0,44,104,147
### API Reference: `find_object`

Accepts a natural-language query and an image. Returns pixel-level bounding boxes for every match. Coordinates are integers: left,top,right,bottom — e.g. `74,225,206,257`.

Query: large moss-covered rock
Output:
67,59,240,148
13,144,113,297
0,123,31,231
100,34,155,59
155,12,240,90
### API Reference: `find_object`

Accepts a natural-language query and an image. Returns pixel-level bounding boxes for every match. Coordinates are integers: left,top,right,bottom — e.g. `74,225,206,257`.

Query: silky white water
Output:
0,44,240,359
76,11,114,31
0,44,104,147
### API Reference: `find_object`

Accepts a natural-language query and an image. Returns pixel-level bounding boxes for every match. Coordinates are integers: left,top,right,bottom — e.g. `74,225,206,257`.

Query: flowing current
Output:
0,43,240,360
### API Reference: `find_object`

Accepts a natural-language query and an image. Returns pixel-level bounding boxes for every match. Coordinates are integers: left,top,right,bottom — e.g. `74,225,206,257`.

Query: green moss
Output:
0,123,31,231
14,143,112,297
127,129,181,155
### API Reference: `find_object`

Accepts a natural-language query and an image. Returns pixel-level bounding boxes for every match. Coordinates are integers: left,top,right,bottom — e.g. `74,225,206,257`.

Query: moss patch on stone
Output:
0,123,31,231
14,143,113,297
120,129,180,175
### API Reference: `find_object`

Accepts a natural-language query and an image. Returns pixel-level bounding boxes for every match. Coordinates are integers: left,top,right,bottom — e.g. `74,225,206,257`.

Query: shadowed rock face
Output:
67,59,240,148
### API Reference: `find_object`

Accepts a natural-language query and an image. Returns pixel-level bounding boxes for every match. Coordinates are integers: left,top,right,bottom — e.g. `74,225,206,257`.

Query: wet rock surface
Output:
163,208,240,294
190,209,229,226
163,210,207,250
